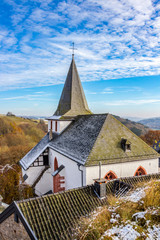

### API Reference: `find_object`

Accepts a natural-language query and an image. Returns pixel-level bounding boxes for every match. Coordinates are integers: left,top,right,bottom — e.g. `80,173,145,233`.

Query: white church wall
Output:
23,166,45,186
59,121,72,133
48,120,72,133
86,158,159,185
49,149,83,191
35,168,53,196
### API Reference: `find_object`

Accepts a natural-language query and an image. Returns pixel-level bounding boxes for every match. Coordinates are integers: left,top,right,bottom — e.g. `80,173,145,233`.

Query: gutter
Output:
78,164,83,187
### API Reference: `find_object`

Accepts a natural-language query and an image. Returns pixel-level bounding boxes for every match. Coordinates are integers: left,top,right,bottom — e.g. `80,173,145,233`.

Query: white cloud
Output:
105,99,160,106
0,0,160,90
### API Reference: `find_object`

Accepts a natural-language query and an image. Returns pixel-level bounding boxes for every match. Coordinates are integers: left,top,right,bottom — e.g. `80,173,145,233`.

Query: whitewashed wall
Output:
86,158,159,185
49,148,84,191
22,166,45,186
59,121,72,133
48,120,72,133
35,168,53,196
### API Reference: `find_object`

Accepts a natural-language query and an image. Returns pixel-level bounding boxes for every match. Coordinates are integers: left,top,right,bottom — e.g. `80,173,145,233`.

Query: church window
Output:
134,166,147,176
54,157,58,171
104,170,117,180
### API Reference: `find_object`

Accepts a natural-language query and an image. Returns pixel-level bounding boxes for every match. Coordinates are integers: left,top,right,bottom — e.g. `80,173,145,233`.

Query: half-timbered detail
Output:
30,148,49,167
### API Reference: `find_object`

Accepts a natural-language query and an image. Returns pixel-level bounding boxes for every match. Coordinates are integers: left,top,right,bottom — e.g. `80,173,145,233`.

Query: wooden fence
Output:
106,172,160,195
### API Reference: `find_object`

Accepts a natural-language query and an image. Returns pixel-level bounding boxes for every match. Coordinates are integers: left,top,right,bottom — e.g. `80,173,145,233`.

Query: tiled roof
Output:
16,185,105,240
49,114,107,164
54,56,92,117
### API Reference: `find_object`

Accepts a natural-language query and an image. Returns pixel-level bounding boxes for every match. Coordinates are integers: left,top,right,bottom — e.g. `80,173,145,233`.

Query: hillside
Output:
139,117,160,130
0,115,47,203
75,180,160,240
114,115,149,136
0,115,47,165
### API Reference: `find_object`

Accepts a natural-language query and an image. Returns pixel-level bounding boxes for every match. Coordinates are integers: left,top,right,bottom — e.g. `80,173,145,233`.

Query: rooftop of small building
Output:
0,185,106,240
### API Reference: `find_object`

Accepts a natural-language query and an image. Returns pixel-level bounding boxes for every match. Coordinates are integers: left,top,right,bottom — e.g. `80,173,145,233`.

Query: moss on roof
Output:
17,186,105,240
85,114,159,166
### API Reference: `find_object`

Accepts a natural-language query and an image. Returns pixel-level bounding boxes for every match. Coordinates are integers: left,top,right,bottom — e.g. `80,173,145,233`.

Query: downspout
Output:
77,164,83,187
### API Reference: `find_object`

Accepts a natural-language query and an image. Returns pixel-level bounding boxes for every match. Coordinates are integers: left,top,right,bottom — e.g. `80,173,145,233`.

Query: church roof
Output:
85,114,159,166
49,114,107,164
19,114,159,170
0,185,106,240
50,114,159,166
54,56,92,117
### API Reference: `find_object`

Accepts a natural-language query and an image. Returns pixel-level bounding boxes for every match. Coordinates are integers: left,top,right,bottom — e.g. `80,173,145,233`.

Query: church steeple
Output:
54,56,92,117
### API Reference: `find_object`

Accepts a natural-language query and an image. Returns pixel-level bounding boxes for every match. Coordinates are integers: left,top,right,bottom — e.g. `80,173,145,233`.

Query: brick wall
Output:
0,214,30,240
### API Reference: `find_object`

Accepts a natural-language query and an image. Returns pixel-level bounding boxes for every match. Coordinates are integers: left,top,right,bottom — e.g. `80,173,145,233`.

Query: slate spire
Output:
54,56,92,117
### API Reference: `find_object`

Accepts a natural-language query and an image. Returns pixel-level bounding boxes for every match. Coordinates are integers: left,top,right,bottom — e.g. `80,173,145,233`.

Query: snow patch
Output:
120,187,147,202
146,225,160,240
102,224,140,240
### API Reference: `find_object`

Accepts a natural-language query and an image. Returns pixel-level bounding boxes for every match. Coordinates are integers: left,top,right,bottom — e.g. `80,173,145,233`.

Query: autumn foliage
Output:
140,130,160,146
0,115,47,204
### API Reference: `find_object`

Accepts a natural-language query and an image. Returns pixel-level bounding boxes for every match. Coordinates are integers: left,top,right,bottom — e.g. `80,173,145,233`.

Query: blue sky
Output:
0,0,160,119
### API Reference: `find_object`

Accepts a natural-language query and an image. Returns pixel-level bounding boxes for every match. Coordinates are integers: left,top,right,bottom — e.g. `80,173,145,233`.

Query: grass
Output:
75,207,111,240
75,180,160,240
143,180,160,208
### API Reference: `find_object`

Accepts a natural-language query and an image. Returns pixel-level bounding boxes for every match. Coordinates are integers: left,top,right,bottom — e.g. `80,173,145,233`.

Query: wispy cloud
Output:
2,93,52,101
0,0,160,90
105,99,160,106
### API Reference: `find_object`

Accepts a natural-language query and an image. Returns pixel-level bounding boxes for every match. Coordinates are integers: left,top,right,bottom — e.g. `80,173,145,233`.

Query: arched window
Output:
104,170,117,180
54,157,58,171
134,166,147,176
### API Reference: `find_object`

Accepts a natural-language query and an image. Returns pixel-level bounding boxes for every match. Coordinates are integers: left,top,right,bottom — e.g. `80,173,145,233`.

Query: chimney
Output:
49,129,53,141
94,162,107,198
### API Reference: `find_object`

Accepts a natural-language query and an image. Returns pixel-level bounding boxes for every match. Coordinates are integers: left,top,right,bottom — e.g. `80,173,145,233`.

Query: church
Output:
19,55,159,196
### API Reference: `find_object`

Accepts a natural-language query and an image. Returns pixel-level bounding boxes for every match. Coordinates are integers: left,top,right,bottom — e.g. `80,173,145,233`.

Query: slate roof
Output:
19,114,159,170
0,185,106,240
54,56,92,117
49,114,107,164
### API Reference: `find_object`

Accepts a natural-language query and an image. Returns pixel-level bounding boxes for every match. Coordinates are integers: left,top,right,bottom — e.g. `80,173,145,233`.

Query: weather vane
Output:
70,42,77,56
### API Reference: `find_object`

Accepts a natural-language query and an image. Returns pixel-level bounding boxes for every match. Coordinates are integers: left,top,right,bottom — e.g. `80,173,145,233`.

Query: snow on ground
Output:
147,225,160,240
101,184,160,240
120,186,148,202
101,224,140,240
132,211,147,220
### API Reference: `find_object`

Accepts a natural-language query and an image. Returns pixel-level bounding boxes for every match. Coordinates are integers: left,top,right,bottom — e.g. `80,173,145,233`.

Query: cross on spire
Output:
70,42,77,57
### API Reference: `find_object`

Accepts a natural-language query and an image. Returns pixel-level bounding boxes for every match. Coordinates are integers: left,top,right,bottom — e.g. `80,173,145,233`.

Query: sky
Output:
0,0,160,119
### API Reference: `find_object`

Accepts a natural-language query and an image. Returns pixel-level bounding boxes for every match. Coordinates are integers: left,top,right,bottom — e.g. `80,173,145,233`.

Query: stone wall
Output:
0,214,30,240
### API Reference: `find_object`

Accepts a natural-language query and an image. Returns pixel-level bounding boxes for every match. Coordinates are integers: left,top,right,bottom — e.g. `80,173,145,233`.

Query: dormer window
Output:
121,138,131,152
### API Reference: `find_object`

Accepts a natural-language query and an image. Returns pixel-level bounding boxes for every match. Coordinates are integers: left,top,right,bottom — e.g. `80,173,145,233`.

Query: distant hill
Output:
114,115,149,136
138,117,160,130
0,115,47,165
